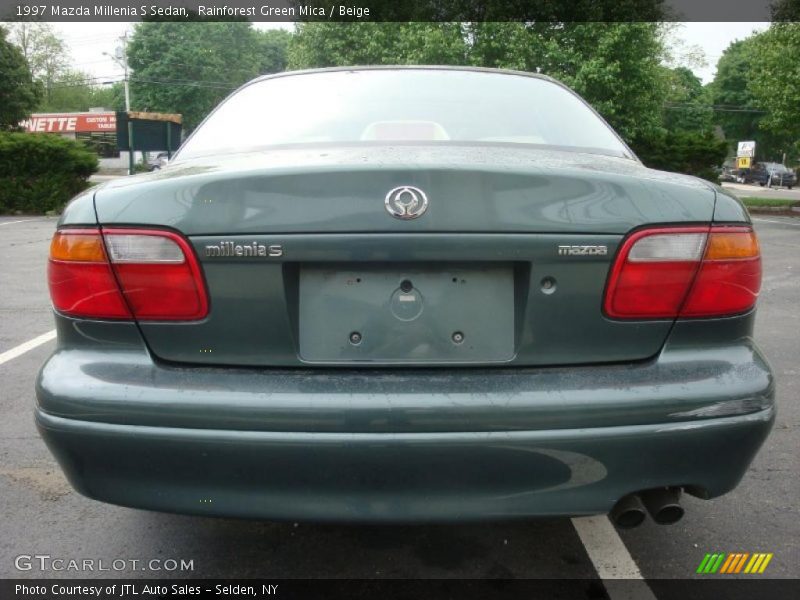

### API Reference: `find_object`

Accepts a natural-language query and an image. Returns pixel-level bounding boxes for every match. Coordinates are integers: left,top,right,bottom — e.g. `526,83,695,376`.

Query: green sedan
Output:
36,67,774,527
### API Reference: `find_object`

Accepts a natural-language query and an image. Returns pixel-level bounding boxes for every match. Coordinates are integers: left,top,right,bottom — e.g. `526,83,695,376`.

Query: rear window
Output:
176,69,632,160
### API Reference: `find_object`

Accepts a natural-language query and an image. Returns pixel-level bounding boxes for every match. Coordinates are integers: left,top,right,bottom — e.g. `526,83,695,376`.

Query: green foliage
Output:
5,23,118,114
287,23,467,68
0,132,98,213
127,21,289,130
708,29,799,163
749,23,800,150
661,66,713,133
631,129,728,181
475,22,669,144
37,71,122,112
708,39,762,146
255,28,292,74
6,22,69,105
0,26,41,130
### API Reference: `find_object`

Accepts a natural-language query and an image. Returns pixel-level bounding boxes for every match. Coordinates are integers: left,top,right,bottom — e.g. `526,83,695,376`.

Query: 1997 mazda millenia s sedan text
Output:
36,67,774,527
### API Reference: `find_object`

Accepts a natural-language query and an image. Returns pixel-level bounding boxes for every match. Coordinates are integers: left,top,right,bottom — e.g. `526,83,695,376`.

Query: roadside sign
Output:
737,141,756,158
20,112,116,133
737,157,751,169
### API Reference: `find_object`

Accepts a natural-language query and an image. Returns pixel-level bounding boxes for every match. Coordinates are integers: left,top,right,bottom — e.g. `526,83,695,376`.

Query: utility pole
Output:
117,33,130,113
104,33,133,173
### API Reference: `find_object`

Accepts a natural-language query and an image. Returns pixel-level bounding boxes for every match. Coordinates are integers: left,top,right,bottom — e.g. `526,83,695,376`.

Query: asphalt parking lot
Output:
0,215,798,595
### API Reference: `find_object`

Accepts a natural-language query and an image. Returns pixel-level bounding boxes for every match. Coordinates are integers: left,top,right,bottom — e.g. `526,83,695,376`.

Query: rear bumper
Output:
36,323,775,521
36,407,774,521
35,324,776,521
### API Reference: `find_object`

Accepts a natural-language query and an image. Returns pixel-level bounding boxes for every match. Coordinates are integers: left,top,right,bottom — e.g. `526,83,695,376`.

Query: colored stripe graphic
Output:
708,553,725,573
699,552,773,574
734,553,749,573
758,554,773,573
697,554,711,573
719,554,736,573
720,553,737,573
744,554,760,573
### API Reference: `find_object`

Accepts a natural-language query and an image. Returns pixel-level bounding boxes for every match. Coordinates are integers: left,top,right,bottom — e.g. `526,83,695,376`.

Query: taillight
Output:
48,228,208,321
604,226,761,319
48,229,131,319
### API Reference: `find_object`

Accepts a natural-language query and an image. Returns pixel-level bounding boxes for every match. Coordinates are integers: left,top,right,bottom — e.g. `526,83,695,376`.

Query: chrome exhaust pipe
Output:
610,494,647,529
641,487,684,524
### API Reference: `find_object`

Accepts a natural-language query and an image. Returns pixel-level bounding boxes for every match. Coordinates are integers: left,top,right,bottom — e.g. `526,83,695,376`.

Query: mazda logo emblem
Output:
385,186,429,220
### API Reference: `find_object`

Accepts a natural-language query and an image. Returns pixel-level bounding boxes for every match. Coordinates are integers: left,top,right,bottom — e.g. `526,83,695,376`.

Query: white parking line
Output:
0,219,37,226
752,217,800,227
571,516,657,600
0,330,56,366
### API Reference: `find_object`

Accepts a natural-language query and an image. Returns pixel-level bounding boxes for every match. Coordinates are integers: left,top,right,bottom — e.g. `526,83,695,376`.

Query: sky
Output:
40,22,770,88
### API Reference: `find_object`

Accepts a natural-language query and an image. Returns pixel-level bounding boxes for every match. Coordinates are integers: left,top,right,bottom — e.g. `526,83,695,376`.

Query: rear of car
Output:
36,67,774,524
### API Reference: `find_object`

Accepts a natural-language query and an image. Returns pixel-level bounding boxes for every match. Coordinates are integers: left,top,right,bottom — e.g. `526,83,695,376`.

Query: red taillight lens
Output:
48,230,131,319
604,226,761,320
681,227,761,317
48,228,208,321
104,229,208,320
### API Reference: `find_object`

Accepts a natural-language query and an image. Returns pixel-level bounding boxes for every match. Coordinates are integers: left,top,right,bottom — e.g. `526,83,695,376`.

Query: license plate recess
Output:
298,263,515,363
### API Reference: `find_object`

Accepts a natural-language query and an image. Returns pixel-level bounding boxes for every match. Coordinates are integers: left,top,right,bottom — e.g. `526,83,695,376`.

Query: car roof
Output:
249,65,561,87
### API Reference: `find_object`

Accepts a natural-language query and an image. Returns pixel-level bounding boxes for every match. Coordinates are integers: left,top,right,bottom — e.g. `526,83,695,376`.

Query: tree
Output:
708,39,762,146
127,21,276,130
709,33,797,162
468,22,669,144
6,22,69,103
748,23,800,157
661,67,713,133
254,28,292,75
38,71,123,112
287,23,466,69
0,26,40,130
633,130,727,181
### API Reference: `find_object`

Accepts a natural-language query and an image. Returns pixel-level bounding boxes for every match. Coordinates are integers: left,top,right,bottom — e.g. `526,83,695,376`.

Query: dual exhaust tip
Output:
610,487,685,529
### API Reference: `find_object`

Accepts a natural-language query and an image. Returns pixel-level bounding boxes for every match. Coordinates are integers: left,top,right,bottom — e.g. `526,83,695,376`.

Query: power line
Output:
664,103,767,113
129,77,237,90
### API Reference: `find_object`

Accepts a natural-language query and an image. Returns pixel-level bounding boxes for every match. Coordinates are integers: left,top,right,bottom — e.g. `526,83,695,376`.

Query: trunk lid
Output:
94,145,715,367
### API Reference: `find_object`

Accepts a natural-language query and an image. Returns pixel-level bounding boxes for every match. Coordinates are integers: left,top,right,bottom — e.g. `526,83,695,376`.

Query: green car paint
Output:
38,67,774,521
82,145,718,368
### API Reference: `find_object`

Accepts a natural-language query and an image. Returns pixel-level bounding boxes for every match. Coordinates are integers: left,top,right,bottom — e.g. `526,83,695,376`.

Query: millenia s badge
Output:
204,241,283,258
558,245,608,256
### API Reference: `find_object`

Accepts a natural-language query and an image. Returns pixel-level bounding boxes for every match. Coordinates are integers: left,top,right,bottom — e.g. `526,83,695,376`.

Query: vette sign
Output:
20,113,117,134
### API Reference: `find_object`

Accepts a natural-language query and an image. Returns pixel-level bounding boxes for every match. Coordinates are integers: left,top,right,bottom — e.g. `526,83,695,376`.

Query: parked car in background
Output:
38,67,773,527
145,151,169,171
744,162,796,189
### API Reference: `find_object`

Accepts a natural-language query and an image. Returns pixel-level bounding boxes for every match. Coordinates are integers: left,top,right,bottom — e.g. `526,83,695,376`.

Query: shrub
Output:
630,130,728,182
0,132,98,214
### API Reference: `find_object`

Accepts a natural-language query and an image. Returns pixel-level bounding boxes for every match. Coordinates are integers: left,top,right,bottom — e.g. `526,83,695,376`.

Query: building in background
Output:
20,108,179,172
21,109,118,161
